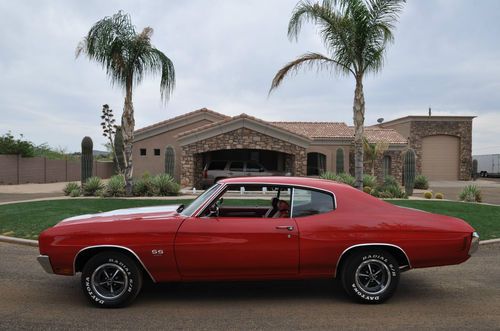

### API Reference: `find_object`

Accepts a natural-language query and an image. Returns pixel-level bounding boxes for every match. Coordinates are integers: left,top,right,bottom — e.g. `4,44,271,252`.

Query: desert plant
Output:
459,185,482,203
151,173,180,196
319,171,337,181
269,0,406,189
384,184,406,199
82,176,104,196
334,173,356,187
403,148,416,196
70,189,81,197
77,11,176,195
363,186,372,194
383,176,399,187
81,136,93,184
363,137,388,176
424,191,433,199
105,175,125,197
132,174,154,196
435,192,444,199
63,182,80,196
363,174,377,189
414,174,429,190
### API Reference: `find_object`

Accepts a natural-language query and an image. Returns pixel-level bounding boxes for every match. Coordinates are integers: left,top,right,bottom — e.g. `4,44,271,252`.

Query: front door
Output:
175,216,299,279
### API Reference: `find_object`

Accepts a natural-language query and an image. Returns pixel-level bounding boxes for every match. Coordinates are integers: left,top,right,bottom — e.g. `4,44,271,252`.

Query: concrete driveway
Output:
1,242,499,330
414,178,500,204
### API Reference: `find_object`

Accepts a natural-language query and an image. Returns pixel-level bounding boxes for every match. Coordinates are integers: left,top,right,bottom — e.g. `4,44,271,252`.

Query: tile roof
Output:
135,108,230,134
270,122,352,139
176,113,312,141
354,127,408,144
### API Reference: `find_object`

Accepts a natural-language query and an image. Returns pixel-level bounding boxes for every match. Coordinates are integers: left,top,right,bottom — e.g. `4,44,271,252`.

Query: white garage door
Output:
422,135,460,180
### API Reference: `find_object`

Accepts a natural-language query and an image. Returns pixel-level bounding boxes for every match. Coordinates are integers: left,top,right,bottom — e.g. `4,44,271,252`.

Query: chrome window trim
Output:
191,183,226,217
290,187,295,218
334,243,412,277
193,181,337,218
73,245,156,283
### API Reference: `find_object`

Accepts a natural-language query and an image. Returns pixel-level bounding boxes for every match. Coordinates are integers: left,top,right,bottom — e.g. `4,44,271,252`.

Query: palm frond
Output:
269,52,350,94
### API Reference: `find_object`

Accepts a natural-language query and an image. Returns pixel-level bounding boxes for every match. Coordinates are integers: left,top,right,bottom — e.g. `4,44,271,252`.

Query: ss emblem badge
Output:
151,249,164,256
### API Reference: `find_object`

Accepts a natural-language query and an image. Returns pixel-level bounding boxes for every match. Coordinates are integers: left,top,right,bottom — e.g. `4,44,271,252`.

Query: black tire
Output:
341,249,400,304
81,251,143,308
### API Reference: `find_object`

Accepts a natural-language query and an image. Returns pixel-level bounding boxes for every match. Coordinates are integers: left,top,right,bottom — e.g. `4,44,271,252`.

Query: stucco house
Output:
132,108,474,188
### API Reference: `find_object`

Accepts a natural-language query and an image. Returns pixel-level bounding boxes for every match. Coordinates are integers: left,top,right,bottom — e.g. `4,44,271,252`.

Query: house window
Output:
307,152,326,176
154,149,160,156
336,148,344,173
140,148,147,156
165,146,175,176
383,155,392,177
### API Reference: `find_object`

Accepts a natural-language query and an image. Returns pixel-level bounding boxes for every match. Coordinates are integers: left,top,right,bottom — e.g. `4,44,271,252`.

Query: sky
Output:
1,0,499,154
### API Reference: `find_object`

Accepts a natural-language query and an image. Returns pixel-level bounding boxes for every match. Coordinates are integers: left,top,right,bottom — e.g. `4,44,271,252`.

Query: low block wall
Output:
0,155,114,184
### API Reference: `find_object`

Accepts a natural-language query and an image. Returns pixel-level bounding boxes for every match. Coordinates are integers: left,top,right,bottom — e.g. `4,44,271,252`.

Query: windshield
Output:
180,184,221,216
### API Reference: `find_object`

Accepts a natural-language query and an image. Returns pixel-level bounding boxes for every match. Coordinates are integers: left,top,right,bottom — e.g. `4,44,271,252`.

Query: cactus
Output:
81,136,93,184
403,148,416,197
114,126,125,174
472,159,478,181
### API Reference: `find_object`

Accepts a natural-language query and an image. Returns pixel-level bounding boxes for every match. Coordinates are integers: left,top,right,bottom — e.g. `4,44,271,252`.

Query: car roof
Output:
220,176,352,192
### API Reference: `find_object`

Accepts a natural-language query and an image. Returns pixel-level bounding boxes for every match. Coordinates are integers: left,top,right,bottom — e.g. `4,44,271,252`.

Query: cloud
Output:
0,0,499,154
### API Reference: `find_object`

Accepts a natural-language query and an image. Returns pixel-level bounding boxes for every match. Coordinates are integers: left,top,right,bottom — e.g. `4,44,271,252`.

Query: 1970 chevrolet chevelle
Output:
38,177,479,307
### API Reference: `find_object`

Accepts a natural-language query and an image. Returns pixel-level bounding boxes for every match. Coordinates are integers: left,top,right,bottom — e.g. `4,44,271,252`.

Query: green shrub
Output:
363,175,377,189
435,192,444,199
384,184,407,199
105,175,125,197
82,176,104,196
319,172,356,187
69,188,81,197
459,185,482,203
151,173,180,196
414,174,429,189
363,186,372,194
133,173,154,196
63,182,80,196
334,173,356,187
383,176,398,187
424,191,433,199
319,171,336,181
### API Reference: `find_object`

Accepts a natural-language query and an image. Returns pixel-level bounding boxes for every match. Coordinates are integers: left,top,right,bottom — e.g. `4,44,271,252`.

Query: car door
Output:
175,215,299,279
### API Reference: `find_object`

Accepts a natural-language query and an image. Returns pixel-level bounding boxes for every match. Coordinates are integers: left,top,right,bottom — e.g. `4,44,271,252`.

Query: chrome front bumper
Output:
37,255,54,274
469,232,480,255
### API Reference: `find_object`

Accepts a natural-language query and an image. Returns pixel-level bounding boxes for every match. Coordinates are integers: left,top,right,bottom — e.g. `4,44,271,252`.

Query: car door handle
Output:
276,226,294,231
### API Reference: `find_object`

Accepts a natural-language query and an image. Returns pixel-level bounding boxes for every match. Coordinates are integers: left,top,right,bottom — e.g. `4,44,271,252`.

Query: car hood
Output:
56,205,180,226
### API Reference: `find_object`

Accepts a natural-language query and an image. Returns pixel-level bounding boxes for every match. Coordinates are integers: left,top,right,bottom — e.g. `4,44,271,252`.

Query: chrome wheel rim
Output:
355,259,391,296
91,263,128,300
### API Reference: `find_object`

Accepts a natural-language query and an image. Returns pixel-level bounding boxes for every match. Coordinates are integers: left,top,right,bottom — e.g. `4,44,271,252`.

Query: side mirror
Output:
176,204,185,213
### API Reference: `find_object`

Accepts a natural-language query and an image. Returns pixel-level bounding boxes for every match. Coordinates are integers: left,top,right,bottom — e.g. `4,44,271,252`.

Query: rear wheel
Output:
341,250,400,304
81,251,143,308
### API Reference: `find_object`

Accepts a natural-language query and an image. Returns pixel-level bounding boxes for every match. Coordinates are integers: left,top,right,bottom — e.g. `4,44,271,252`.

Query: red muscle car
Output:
37,177,479,307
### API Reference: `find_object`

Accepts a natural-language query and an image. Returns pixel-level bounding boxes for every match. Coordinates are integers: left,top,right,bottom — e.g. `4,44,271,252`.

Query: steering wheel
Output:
209,198,224,217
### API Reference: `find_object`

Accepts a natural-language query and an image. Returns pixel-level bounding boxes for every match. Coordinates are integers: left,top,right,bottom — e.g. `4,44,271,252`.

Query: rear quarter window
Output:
292,188,335,218
208,161,227,170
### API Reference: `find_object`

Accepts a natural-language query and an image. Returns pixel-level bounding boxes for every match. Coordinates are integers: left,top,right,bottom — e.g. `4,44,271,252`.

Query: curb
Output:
1,235,500,248
0,235,38,247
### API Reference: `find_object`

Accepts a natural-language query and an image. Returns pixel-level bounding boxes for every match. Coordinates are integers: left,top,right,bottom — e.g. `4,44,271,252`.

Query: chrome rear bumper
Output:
37,255,54,274
469,232,480,255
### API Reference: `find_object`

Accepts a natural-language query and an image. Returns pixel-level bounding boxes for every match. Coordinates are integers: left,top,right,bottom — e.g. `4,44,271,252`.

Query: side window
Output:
229,161,244,171
208,161,227,170
292,188,335,218
246,161,262,172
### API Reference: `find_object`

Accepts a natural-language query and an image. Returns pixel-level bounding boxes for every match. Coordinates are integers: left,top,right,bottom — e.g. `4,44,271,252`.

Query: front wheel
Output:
341,250,400,304
81,251,143,308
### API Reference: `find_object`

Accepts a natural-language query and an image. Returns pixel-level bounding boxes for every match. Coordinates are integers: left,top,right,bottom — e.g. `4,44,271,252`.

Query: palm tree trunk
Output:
353,76,365,190
121,79,135,196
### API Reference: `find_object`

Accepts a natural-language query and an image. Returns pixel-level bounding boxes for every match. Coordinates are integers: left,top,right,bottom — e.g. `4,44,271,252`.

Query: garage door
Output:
422,135,459,180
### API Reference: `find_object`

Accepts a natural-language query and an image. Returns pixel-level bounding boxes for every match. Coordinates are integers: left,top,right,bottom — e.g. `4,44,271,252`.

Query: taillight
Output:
203,169,208,178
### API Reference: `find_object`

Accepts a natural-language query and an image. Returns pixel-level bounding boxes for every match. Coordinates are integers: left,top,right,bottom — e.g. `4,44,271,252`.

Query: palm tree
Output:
269,0,405,189
77,11,175,195
363,136,388,176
